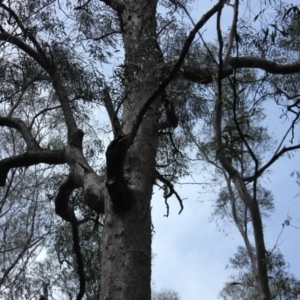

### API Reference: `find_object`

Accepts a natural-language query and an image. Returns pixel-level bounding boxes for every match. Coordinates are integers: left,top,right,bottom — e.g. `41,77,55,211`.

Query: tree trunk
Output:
100,1,160,299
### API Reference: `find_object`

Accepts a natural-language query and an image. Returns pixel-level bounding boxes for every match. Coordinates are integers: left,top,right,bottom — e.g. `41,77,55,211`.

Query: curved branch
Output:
54,175,86,299
99,0,125,13
71,216,86,300
154,170,184,216
0,116,40,150
55,174,78,222
0,32,47,69
0,149,65,186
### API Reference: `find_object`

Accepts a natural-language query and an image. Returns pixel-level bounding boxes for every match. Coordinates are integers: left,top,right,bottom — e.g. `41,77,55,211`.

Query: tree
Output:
219,247,300,300
1,1,300,300
152,288,181,300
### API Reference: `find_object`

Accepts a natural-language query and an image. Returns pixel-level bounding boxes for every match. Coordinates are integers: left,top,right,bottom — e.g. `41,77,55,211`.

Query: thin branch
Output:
29,104,62,129
154,170,184,216
274,112,300,155
0,32,47,69
93,31,122,41
170,0,218,66
243,144,300,182
0,3,50,66
0,30,79,141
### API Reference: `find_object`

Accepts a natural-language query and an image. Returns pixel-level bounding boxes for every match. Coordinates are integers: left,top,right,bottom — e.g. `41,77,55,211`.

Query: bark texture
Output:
100,0,160,299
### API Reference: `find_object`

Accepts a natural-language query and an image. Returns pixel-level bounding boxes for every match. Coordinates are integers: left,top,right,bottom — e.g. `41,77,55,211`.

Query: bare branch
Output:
243,144,300,182
0,116,40,150
99,0,125,13
0,149,65,186
55,174,79,222
228,56,300,74
102,85,124,137
154,170,184,216
175,56,300,84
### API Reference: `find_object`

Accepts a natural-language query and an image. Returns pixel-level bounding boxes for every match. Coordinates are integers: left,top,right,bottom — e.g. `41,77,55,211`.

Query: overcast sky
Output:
151,1,300,299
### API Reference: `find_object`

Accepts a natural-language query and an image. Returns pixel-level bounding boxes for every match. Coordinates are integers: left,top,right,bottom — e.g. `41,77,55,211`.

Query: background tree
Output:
219,247,300,300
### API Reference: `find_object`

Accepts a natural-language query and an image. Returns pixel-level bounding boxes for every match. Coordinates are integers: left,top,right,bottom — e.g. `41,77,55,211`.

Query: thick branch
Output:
102,86,124,137
177,57,300,84
54,175,86,299
0,116,40,150
228,56,300,74
0,149,65,186
55,174,78,222
179,64,233,84
99,0,125,13
0,32,47,69
63,142,105,214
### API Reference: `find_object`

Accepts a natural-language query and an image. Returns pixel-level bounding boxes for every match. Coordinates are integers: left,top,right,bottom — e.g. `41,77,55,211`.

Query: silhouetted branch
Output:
0,149,65,186
70,216,86,300
102,85,124,137
243,144,300,182
154,170,184,216
99,0,125,13
0,116,40,150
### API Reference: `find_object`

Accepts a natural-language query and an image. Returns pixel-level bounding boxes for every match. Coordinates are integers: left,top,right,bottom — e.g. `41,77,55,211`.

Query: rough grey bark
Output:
99,0,159,298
